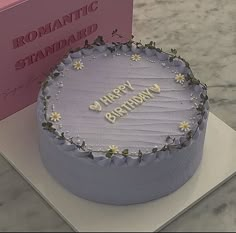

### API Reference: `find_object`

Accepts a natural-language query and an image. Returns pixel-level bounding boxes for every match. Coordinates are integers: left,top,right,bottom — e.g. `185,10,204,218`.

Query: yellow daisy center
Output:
131,54,141,62
50,112,61,122
109,145,119,154
73,60,84,70
175,74,185,84
179,121,190,132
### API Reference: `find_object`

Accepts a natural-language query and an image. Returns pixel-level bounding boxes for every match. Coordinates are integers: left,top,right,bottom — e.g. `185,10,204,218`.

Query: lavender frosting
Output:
40,49,201,153
37,45,209,205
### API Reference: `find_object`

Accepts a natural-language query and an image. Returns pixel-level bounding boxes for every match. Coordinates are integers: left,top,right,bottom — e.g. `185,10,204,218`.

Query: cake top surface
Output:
38,38,208,158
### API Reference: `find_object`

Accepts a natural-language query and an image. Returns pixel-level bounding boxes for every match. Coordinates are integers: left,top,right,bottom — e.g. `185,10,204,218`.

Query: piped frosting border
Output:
37,36,209,163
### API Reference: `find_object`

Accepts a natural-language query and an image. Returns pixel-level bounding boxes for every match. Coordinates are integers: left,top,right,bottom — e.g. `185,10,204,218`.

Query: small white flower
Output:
108,145,119,154
50,112,61,122
175,73,185,84
131,54,141,62
179,121,191,132
73,60,84,70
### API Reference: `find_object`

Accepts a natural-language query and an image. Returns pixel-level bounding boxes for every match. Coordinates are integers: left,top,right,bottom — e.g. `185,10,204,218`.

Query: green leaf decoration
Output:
126,40,133,48
42,80,48,89
200,93,208,102
122,149,129,157
186,130,193,140
198,119,203,126
48,122,53,127
145,41,156,49
107,46,116,53
171,48,177,55
138,150,143,157
84,39,93,49
42,122,53,129
191,79,201,85
196,103,204,112
156,48,162,53
41,121,56,133
93,36,105,46
81,141,86,148
202,83,208,90
136,42,144,49
49,128,56,133
169,56,175,62
160,144,168,151
106,149,113,158
42,122,47,127
58,132,65,140
166,136,171,142
53,72,60,78
152,147,158,153
185,74,201,86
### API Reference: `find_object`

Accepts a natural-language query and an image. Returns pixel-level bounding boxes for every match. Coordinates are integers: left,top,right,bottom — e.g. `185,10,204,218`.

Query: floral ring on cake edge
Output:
38,34,209,166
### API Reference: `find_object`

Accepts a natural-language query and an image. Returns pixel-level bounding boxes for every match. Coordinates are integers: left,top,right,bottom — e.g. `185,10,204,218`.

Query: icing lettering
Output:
124,80,134,91
137,93,149,102
114,107,128,117
90,81,134,109
121,103,132,111
132,96,143,104
105,84,161,123
100,95,113,106
111,110,120,117
118,85,127,94
105,113,116,124
89,81,161,124
112,88,122,97
142,88,153,98
107,93,120,102
125,99,138,109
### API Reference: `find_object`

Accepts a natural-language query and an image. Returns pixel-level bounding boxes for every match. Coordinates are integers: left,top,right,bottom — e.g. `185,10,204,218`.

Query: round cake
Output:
37,38,209,205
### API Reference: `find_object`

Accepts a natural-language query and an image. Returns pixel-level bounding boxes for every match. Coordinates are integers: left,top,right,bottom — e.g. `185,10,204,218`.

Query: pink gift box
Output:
0,0,133,120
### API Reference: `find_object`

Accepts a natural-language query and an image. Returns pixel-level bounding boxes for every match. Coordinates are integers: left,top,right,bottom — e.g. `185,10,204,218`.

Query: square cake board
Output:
0,104,235,232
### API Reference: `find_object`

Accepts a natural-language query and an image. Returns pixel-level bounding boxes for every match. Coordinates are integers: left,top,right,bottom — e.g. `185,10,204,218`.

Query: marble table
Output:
0,0,236,231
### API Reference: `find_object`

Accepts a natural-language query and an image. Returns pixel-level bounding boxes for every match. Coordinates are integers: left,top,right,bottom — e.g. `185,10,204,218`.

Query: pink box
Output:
0,0,133,120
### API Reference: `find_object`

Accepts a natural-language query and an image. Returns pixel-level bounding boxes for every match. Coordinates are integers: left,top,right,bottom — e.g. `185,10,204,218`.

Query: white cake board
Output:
0,104,235,232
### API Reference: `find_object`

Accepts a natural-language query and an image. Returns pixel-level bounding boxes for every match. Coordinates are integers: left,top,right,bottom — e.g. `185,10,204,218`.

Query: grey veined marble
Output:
0,0,236,231
133,0,236,130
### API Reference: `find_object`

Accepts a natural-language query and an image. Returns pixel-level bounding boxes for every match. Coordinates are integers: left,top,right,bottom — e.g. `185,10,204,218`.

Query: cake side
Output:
37,112,207,204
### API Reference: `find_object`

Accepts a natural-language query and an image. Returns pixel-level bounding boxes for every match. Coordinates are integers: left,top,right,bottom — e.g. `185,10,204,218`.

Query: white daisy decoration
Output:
179,121,191,132
108,145,119,154
50,112,61,122
175,73,185,84
131,54,141,62
73,60,84,70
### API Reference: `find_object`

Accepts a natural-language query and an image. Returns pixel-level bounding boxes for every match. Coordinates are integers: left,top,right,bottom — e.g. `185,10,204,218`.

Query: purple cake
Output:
37,38,209,205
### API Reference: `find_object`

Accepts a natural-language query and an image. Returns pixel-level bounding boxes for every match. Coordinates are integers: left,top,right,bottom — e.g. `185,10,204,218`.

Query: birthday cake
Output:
37,36,209,205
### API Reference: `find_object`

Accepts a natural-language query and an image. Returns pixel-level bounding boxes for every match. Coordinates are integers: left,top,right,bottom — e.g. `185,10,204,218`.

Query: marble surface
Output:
0,0,236,231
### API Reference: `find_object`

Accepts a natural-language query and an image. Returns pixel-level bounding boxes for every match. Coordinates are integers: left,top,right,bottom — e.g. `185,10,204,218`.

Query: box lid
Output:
0,0,28,11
